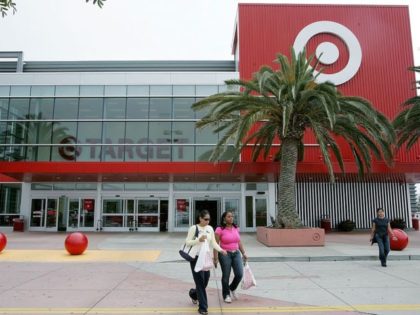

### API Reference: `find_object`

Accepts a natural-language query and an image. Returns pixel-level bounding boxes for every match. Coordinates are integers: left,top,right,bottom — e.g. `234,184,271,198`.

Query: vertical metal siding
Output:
296,181,411,229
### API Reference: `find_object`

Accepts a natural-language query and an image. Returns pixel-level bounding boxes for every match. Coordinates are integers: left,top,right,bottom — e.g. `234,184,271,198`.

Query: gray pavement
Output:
0,230,420,314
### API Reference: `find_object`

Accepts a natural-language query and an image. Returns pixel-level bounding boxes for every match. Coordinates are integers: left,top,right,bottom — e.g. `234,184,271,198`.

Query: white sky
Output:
0,0,419,65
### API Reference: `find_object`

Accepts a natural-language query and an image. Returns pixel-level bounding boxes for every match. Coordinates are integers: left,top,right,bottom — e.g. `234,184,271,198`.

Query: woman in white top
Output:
185,210,227,315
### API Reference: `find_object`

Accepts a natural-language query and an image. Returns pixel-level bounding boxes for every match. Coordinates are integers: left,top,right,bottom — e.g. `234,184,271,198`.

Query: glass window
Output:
196,85,218,96
148,122,171,161
127,85,149,96
54,98,79,119
256,198,267,226
31,183,53,190
124,183,147,190
173,98,195,119
31,86,54,97
103,199,123,214
10,86,30,97
0,98,8,119
195,146,215,162
36,146,51,161
175,198,190,228
173,183,195,191
219,183,241,191
172,146,194,161
246,196,253,228
53,183,76,190
30,98,54,120
194,97,210,119
126,98,149,119
105,85,126,96
102,183,125,190
79,98,103,119
224,199,240,227
55,85,79,96
0,86,10,97
0,184,21,215
196,125,218,144
172,122,194,161
219,145,236,161
137,200,159,214
8,98,30,120
149,98,171,119
173,85,195,96
102,122,125,161
150,85,172,96
77,145,101,161
126,121,148,144
125,121,148,161
51,122,78,161
104,98,126,119
147,183,169,191
75,183,97,190
196,183,219,191
80,85,104,96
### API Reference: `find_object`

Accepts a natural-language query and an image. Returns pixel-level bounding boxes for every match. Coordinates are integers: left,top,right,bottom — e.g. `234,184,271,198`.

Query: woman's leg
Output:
383,235,390,262
190,259,209,312
219,252,233,299
375,234,386,265
229,251,244,292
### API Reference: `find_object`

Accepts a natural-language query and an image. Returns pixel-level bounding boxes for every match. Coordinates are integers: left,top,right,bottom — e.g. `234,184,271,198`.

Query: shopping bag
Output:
241,262,256,290
194,240,213,272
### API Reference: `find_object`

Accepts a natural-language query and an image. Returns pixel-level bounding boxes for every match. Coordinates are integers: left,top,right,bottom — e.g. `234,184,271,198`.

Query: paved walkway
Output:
0,230,419,314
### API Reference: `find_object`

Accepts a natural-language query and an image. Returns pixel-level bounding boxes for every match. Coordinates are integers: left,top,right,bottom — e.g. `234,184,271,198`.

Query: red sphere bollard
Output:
0,232,7,252
64,232,88,255
390,228,409,251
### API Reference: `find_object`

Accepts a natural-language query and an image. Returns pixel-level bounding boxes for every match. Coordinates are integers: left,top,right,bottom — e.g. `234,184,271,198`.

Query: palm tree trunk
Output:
276,137,303,228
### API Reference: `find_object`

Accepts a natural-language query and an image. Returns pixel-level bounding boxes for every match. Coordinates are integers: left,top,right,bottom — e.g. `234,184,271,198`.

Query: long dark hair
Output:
196,210,210,224
219,211,237,229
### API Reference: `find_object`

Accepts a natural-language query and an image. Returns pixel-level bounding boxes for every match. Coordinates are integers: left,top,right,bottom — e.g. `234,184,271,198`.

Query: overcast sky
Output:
0,0,419,65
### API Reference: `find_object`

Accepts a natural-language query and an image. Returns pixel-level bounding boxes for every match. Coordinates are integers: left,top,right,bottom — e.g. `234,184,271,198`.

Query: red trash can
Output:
13,218,24,232
321,218,332,233
412,218,419,231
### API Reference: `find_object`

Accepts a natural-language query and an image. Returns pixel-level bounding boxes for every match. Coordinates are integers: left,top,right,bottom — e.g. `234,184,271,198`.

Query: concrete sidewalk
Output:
0,231,420,315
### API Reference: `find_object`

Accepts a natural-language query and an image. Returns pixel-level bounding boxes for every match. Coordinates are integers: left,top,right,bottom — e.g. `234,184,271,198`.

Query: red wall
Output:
236,4,419,171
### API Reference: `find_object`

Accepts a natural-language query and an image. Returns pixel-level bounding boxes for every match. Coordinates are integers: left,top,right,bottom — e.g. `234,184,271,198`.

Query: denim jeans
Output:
218,250,244,299
190,257,210,312
375,233,390,264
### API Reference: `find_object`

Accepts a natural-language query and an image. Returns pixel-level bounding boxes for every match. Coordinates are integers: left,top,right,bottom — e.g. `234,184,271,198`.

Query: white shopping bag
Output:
194,240,213,272
241,262,256,290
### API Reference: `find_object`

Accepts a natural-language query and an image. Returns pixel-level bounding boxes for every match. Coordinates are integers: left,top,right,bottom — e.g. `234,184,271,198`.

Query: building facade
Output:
0,4,418,233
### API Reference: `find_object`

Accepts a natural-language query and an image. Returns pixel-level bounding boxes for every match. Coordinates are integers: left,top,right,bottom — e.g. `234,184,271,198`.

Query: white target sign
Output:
293,21,362,86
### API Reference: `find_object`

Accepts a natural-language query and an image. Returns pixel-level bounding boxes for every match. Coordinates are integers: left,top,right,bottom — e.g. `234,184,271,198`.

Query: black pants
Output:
189,257,210,312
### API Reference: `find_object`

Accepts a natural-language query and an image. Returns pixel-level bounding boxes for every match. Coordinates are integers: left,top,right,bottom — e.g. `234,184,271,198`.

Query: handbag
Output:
241,262,256,290
179,225,199,262
194,239,213,272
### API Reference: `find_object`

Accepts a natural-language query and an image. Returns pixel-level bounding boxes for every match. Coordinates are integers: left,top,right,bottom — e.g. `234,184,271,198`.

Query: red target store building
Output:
0,4,418,233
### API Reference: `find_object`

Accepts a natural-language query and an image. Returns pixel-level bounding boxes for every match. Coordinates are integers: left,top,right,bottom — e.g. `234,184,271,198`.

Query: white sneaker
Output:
231,290,239,300
224,295,232,303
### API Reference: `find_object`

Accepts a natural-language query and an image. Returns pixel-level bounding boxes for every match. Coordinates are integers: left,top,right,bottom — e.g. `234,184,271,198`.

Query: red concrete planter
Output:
257,226,325,247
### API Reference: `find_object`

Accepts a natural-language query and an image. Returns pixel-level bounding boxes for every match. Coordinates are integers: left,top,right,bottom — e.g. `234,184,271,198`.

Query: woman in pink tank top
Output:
214,211,248,303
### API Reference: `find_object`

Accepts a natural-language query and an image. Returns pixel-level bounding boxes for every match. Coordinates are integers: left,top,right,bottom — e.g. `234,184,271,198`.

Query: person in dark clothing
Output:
370,208,396,267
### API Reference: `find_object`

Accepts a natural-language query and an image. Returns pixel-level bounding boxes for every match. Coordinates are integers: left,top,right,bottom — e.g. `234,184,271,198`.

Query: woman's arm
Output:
209,229,226,254
213,233,220,266
370,223,376,241
239,240,248,261
387,222,395,238
185,225,200,246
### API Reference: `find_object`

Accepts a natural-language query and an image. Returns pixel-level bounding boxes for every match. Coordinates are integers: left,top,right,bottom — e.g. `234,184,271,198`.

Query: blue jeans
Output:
190,258,210,312
375,233,390,264
218,250,243,299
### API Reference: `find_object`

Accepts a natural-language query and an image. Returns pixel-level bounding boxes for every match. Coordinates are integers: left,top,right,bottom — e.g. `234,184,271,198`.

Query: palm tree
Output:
192,49,395,228
393,66,420,149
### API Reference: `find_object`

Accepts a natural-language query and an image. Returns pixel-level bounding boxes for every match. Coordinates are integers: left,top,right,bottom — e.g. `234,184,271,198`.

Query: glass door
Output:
245,195,267,230
30,198,58,231
223,198,240,227
67,198,96,230
137,199,159,231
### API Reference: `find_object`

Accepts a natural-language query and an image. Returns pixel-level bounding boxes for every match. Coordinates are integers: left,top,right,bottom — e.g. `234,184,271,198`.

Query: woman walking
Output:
214,211,248,303
370,207,396,267
185,210,227,315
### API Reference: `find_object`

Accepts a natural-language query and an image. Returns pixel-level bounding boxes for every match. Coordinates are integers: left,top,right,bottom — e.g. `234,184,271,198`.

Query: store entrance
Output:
194,199,219,230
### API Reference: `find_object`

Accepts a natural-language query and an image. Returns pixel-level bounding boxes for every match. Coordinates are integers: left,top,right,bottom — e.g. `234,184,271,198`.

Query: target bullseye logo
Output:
293,21,362,85
58,136,80,161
